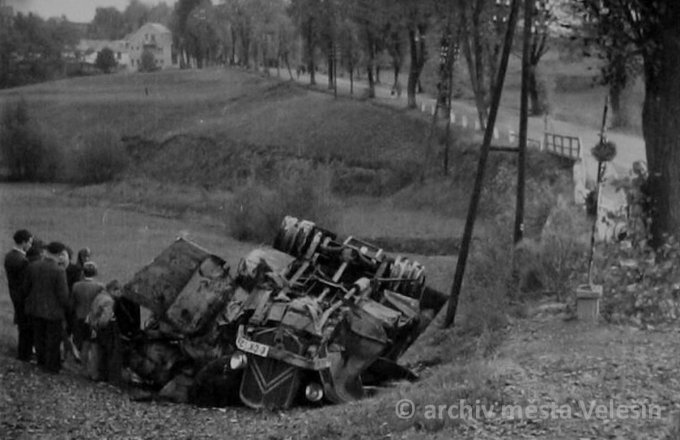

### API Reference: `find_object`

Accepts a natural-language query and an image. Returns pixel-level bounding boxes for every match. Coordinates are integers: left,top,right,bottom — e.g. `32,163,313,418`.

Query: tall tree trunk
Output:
327,51,334,89
366,28,376,98
460,1,489,130
608,52,629,128
305,19,316,85
643,27,680,246
609,81,623,127
407,26,426,108
366,61,375,98
350,68,354,94
284,53,294,80
528,64,542,116
230,28,237,65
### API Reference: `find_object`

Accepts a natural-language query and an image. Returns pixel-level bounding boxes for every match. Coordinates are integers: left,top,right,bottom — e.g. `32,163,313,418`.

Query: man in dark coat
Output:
23,241,70,373
4,229,33,361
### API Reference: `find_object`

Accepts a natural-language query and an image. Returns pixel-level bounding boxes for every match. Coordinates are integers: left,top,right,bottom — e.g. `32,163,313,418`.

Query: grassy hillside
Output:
1,67,574,249
1,68,429,165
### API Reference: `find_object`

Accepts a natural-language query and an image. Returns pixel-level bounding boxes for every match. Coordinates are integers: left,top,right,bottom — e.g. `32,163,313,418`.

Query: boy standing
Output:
71,262,104,354
88,280,123,385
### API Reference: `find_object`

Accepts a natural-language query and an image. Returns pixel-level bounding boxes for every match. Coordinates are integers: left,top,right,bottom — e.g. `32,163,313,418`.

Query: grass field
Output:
0,184,459,351
0,184,520,439
0,68,429,164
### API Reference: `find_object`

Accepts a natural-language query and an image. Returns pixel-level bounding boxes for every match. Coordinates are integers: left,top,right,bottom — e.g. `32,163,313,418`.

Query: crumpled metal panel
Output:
166,256,232,335
123,238,215,315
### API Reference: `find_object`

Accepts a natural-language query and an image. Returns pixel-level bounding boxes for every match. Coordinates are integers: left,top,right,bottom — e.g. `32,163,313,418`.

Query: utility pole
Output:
514,0,534,244
444,0,521,328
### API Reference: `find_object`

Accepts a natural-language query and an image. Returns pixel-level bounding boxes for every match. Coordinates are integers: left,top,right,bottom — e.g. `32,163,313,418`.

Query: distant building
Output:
74,22,177,72
76,39,130,67
126,23,176,71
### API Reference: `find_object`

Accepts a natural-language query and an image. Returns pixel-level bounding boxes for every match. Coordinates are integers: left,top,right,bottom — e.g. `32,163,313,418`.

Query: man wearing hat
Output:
23,241,70,373
4,229,33,361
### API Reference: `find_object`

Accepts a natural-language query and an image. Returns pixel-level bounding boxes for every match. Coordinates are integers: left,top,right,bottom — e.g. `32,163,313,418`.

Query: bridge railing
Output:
543,132,582,161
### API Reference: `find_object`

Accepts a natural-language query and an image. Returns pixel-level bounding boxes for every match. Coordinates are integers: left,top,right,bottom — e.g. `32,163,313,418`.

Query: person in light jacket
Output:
88,280,123,385
71,262,104,354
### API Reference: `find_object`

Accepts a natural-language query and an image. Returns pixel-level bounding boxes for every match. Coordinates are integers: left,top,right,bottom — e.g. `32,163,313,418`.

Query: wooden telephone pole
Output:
514,0,534,243
444,0,522,328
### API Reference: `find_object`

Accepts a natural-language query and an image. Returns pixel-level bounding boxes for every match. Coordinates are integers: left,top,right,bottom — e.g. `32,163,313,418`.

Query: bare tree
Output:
459,0,513,130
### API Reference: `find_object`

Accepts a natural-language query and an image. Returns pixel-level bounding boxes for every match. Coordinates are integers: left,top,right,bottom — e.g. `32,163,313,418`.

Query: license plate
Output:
237,335,270,358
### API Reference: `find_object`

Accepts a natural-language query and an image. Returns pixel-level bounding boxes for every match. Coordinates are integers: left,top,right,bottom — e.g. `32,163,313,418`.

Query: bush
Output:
95,47,117,73
229,162,337,242
0,99,60,181
140,49,157,73
514,199,589,301
456,213,514,348
598,235,680,326
70,128,128,184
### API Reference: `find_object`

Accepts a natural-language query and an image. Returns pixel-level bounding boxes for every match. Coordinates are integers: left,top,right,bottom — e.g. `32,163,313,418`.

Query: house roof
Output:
134,22,171,36
76,39,126,53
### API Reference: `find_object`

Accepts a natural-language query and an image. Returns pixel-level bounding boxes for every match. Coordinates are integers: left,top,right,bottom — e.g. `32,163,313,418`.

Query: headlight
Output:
229,351,248,370
306,345,318,357
304,383,324,402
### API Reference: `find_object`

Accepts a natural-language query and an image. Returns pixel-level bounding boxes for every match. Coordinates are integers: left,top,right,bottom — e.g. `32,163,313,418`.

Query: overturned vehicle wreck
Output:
120,216,447,409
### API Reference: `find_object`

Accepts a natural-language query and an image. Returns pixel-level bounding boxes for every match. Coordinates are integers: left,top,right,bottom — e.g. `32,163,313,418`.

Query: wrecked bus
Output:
120,216,446,409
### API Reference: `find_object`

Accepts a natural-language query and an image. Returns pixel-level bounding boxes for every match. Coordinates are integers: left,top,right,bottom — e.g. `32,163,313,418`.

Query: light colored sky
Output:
7,0,175,23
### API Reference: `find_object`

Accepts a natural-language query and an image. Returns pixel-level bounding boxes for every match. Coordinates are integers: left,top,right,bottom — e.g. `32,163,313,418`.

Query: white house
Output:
75,22,176,72
126,22,176,71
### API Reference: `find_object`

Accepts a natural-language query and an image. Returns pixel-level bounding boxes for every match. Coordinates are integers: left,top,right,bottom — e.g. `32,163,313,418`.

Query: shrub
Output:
140,49,157,72
456,213,514,349
514,198,589,301
71,128,128,184
0,99,60,181
598,235,680,326
95,47,117,73
229,162,337,242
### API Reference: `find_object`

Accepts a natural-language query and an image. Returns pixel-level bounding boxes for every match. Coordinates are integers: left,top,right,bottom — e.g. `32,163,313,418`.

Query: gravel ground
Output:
0,357,286,440
3,313,680,440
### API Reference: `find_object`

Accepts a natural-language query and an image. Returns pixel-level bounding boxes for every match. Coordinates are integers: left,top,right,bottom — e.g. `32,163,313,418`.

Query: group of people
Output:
3,229,139,385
